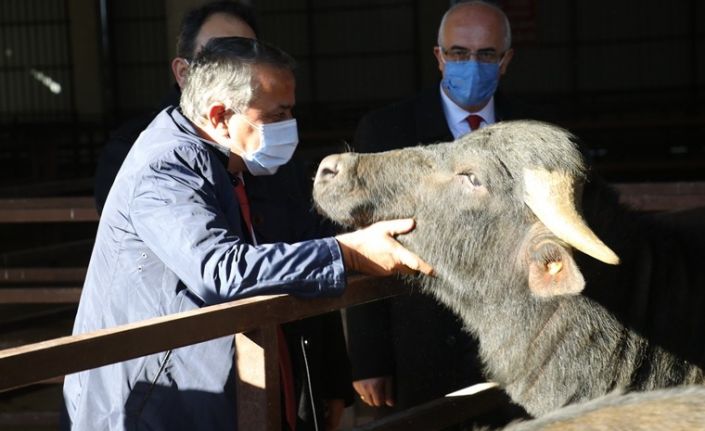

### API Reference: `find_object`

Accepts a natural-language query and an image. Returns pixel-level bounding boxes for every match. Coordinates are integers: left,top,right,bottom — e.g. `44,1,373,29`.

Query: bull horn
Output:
523,168,620,265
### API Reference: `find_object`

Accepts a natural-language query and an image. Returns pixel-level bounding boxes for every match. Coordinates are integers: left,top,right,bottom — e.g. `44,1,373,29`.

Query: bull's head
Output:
313,120,618,299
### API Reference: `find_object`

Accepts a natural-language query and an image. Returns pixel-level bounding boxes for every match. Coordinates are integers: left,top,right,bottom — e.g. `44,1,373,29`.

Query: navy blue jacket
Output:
63,107,347,430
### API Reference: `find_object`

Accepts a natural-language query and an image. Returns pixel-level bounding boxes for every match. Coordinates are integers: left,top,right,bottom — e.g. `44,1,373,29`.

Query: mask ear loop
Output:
232,110,262,131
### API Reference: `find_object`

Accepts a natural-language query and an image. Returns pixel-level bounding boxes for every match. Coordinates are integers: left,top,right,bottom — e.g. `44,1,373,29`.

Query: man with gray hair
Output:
63,37,432,431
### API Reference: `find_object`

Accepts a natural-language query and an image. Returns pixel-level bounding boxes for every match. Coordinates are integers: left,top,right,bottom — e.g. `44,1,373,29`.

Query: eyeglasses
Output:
439,47,505,64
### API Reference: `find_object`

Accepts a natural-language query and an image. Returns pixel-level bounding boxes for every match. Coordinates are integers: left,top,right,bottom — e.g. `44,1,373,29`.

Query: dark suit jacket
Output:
347,86,532,409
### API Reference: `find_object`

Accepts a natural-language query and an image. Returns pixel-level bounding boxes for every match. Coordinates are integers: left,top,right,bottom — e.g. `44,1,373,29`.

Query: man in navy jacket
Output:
63,37,432,431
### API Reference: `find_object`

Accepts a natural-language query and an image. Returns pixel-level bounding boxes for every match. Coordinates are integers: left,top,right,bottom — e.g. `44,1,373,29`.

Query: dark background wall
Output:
0,0,703,192
0,0,705,194
0,0,703,267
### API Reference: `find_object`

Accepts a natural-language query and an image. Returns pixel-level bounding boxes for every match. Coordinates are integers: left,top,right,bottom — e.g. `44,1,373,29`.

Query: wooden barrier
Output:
0,267,84,303
0,276,408,430
614,182,705,212
0,276,404,392
0,277,513,430
356,385,507,431
0,197,98,223
0,178,94,198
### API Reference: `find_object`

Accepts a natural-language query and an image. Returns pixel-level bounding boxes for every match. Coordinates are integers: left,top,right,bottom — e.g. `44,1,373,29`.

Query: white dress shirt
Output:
439,84,497,139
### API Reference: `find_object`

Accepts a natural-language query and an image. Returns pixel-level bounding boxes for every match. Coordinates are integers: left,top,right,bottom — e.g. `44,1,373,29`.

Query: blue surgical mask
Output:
441,60,500,108
241,118,299,176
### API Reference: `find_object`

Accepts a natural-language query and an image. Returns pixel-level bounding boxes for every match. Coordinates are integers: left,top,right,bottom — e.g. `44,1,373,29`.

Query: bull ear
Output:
522,223,585,298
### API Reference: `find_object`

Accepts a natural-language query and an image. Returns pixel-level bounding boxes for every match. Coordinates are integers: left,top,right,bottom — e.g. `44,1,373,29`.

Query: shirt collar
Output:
439,84,496,139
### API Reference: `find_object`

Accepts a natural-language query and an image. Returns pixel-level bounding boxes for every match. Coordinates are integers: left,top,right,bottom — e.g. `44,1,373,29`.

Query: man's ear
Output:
207,103,230,137
499,48,514,76
433,46,445,73
520,222,585,298
171,57,190,88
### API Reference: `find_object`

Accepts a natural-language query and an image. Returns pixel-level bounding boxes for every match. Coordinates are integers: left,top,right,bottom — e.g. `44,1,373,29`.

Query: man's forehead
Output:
254,64,295,85
248,65,295,107
442,6,505,47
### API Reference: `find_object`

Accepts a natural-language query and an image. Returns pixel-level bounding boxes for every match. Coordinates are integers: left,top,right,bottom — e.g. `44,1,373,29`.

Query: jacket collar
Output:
167,106,231,166
492,90,513,121
413,86,454,144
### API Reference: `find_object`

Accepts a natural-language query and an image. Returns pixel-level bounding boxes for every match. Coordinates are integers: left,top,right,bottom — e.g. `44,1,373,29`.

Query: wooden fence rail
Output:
0,276,403,392
0,276,406,430
0,267,85,303
613,182,705,212
0,197,98,223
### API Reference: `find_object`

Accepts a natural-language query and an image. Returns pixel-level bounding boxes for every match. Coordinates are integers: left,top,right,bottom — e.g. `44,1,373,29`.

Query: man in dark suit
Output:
347,0,531,411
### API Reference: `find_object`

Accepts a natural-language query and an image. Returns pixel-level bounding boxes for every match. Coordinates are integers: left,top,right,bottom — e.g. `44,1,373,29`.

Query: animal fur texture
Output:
500,386,705,430
313,120,705,417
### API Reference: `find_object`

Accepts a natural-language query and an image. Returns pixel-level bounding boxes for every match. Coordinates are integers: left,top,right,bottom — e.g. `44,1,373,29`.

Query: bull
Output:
312,120,705,417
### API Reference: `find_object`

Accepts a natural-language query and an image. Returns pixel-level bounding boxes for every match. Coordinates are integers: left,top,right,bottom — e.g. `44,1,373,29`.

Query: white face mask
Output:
241,118,299,176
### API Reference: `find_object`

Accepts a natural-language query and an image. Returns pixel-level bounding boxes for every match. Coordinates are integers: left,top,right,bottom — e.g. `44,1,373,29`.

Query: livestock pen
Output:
1,183,705,430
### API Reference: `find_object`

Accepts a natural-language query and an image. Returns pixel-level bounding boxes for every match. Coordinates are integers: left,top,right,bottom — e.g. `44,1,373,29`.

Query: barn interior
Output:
0,0,704,429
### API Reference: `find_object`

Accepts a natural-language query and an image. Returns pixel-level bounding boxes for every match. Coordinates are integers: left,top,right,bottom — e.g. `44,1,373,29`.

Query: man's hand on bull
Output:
335,219,434,277
353,376,395,407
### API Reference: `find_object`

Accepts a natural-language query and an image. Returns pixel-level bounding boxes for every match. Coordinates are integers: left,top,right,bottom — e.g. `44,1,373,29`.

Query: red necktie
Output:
233,182,254,241
233,180,297,431
467,114,483,131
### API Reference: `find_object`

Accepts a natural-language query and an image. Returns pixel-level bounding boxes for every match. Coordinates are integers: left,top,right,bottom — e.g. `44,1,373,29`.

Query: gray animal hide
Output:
500,386,705,430
312,120,705,417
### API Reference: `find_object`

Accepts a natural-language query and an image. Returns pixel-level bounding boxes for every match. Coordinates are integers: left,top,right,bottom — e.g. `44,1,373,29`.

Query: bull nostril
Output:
321,166,337,177
315,154,342,184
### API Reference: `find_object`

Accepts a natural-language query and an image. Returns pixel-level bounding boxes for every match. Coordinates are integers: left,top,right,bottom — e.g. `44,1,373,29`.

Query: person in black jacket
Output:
94,1,257,213
347,0,534,412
